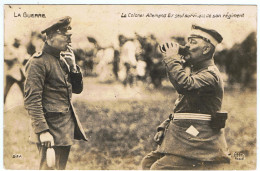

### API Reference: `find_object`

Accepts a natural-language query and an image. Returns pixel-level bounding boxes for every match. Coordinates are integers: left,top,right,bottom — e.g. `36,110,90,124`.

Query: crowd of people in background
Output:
4,30,256,104
4,31,169,104
70,33,170,88
4,32,44,103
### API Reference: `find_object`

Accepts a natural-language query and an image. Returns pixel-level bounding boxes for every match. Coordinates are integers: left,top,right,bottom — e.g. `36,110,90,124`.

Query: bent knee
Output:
141,153,162,170
141,156,153,170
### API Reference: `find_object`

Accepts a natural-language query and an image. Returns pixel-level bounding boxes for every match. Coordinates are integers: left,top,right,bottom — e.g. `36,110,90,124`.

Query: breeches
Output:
141,150,230,170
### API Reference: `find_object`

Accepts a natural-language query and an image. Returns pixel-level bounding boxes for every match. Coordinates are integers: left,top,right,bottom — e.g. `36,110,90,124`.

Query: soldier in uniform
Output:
24,16,87,170
141,25,231,170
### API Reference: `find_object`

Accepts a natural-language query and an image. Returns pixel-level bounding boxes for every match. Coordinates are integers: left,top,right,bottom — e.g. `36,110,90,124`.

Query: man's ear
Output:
46,34,55,45
202,45,211,55
47,32,56,41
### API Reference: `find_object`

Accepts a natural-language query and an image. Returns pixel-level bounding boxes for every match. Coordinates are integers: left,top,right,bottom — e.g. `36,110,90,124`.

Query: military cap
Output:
41,16,72,35
188,24,223,47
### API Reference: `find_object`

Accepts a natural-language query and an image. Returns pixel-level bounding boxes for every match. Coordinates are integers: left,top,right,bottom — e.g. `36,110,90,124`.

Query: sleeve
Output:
163,57,218,94
70,65,83,94
24,58,49,133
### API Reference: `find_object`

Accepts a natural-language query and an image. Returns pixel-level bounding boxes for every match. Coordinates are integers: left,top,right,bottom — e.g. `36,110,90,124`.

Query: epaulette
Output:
32,51,43,58
208,66,216,72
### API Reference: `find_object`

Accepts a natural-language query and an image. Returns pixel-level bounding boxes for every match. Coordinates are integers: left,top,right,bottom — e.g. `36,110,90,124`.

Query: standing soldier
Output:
141,25,231,170
24,16,87,170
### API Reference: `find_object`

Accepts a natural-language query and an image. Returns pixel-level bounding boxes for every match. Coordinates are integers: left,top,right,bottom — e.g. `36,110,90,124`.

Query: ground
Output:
4,77,256,170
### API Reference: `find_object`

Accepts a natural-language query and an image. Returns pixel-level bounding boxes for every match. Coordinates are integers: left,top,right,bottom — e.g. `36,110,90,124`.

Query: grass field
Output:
4,78,256,170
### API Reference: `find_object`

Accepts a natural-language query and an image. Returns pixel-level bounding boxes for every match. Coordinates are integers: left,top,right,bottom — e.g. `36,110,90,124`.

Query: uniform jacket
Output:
24,43,87,143
157,56,231,162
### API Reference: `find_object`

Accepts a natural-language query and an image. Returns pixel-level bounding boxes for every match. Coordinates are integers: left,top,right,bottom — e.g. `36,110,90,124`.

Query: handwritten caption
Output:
121,12,244,19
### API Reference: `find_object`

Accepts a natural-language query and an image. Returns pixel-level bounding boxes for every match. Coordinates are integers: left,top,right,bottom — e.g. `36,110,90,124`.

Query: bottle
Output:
159,43,189,57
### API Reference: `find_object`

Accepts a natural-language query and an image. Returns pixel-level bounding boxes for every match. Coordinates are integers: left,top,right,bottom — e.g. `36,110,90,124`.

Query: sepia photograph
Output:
3,4,257,170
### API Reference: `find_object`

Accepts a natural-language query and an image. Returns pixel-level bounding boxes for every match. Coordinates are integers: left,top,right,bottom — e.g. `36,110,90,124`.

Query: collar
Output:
43,42,61,59
191,59,214,73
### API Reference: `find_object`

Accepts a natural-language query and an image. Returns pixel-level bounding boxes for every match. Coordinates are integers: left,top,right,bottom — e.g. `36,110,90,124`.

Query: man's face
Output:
185,37,208,64
50,32,72,51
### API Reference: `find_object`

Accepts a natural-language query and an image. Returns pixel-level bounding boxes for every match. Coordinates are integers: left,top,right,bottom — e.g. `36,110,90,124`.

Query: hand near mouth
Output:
60,45,77,71
160,42,182,61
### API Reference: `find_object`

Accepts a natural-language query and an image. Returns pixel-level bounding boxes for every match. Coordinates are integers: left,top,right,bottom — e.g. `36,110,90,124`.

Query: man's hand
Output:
154,130,164,143
39,131,54,148
60,46,77,71
160,42,181,60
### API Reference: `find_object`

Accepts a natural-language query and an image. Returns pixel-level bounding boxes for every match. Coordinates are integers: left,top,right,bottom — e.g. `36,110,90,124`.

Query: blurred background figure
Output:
135,33,166,88
96,46,115,83
118,34,138,87
74,36,98,77
4,31,45,105
27,31,46,56
214,32,256,90
4,38,30,104
136,55,147,86
113,49,120,81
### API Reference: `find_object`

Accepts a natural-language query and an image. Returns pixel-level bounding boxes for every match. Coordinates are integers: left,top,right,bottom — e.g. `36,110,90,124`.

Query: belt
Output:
173,113,211,121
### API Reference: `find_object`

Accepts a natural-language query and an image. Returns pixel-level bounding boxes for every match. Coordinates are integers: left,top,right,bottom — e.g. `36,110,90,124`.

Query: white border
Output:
0,0,259,170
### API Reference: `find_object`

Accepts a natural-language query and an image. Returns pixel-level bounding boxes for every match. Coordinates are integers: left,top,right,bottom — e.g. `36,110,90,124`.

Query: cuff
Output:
163,55,182,65
70,65,82,77
70,71,82,80
32,121,49,134
70,65,81,73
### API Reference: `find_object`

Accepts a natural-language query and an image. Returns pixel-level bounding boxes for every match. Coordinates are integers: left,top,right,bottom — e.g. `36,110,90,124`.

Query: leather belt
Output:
173,113,211,121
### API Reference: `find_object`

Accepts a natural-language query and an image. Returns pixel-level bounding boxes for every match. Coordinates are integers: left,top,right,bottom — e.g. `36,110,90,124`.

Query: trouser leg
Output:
37,144,71,170
142,151,230,170
123,63,130,86
147,153,230,170
37,145,52,170
54,146,71,170
196,161,231,170
141,151,164,170
150,154,200,170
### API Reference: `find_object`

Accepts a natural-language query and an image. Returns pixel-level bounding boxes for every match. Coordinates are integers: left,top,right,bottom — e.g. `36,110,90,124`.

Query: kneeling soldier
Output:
141,25,231,170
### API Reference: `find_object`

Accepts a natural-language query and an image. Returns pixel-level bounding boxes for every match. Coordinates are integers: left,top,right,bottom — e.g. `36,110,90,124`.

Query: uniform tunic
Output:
157,56,231,162
24,43,87,146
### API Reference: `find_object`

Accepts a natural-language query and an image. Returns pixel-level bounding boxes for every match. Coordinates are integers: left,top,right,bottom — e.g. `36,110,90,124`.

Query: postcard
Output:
3,4,257,170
